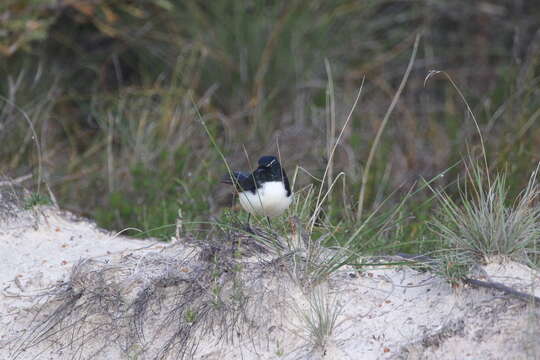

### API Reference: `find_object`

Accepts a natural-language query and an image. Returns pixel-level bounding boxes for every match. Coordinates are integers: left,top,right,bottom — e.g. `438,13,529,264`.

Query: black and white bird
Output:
222,155,292,225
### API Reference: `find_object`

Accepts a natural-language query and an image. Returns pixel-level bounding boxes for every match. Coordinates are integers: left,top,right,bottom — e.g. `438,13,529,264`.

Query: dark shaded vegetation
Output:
2,0,540,248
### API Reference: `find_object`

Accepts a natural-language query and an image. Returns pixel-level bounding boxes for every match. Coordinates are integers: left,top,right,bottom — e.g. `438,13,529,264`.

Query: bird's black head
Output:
258,155,279,169
255,155,291,196
255,155,286,183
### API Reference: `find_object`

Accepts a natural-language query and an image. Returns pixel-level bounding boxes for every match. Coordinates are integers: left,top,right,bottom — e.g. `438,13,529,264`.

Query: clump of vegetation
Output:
430,160,540,282
23,192,51,209
297,285,342,354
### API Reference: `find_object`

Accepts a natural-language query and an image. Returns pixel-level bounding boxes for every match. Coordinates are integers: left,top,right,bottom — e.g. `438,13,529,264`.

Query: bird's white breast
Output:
238,181,292,218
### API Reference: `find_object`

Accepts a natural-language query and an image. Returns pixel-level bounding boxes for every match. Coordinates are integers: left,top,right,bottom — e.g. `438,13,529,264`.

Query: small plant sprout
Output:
297,286,343,353
184,309,197,324
24,192,51,209
275,340,284,357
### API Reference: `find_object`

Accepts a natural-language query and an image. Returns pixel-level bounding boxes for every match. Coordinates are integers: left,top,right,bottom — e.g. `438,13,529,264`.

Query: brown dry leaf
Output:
69,1,95,16
102,5,119,23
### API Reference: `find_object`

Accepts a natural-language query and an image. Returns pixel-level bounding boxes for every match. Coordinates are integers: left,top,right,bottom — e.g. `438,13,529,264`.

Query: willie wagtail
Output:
222,155,292,226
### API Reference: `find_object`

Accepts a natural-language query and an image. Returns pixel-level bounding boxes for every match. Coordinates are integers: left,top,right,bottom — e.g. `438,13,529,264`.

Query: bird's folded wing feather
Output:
222,171,257,193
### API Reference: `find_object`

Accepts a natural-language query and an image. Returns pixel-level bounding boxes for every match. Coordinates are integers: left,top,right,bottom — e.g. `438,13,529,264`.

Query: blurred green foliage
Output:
1,0,540,245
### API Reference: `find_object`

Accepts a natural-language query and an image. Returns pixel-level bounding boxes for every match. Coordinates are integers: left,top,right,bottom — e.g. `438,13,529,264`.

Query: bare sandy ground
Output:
1,203,539,359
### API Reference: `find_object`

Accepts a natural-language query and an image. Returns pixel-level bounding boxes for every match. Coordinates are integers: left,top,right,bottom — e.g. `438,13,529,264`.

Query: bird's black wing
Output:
281,168,291,197
221,171,257,193
236,171,258,193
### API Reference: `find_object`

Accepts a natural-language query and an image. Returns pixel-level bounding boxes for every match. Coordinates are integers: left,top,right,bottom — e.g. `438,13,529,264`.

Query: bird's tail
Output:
220,171,243,185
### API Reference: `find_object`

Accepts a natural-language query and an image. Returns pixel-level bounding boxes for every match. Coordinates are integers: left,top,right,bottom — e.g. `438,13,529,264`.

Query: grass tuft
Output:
297,285,342,353
430,160,540,276
23,192,51,209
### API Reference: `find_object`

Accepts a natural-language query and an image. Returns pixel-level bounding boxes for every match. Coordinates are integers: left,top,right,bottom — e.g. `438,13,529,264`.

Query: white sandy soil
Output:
1,205,539,360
